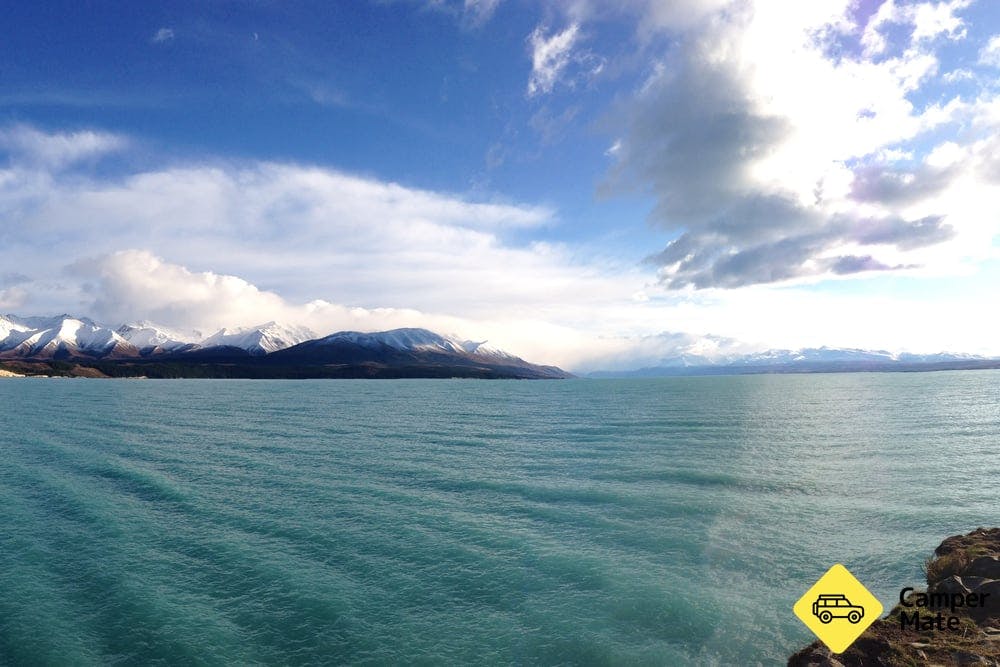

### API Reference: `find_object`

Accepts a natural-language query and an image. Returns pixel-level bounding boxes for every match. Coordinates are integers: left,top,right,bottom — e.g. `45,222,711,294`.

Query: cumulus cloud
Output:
67,249,470,337
64,250,662,370
862,0,970,55
604,0,994,289
1,158,557,309
980,35,1000,67
0,125,657,367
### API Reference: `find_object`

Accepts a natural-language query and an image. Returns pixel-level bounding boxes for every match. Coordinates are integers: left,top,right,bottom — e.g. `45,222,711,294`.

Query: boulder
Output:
975,580,1000,616
935,574,973,596
964,577,993,591
786,646,845,667
968,557,1000,580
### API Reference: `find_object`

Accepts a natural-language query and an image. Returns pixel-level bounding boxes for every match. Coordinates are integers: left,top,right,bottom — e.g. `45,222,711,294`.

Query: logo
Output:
793,564,884,654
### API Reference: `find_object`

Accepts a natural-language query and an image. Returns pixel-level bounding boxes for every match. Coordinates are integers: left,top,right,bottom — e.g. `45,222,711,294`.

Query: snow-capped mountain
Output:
0,314,33,342
728,347,987,366
116,321,201,353
731,347,899,365
269,327,568,378
1,315,313,358
588,345,989,377
200,321,316,356
314,328,515,360
0,316,568,377
0,314,137,359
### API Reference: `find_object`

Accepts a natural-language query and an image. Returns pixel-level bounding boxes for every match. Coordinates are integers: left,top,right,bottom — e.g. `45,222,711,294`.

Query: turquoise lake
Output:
1,372,998,665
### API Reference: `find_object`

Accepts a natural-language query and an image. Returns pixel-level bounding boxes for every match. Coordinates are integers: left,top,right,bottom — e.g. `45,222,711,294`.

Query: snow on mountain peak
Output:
0,314,135,358
201,321,316,355
313,327,518,360
116,322,202,351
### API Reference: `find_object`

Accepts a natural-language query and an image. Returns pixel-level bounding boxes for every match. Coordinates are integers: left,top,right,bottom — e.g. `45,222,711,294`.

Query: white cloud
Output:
911,0,970,42
69,249,467,337
862,0,970,56
7,0,1000,372
0,287,27,310
152,27,175,44
527,23,580,96
67,250,666,370
0,127,657,368
980,35,1000,67
462,0,502,27
602,0,999,289
0,125,127,168
630,0,733,33
942,68,974,82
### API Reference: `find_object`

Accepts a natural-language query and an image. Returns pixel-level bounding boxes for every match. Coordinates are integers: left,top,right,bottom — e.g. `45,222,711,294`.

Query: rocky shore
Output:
789,528,1000,666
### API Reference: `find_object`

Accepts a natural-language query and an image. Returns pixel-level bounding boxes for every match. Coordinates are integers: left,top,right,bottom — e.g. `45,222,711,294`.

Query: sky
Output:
1,0,999,371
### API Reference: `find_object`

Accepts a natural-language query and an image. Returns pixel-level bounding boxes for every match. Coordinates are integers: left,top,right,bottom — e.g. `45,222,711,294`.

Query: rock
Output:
953,650,990,664
965,577,993,591
935,574,973,595
786,645,845,667
968,557,1000,580
791,529,1000,666
936,528,1000,558
976,580,1000,616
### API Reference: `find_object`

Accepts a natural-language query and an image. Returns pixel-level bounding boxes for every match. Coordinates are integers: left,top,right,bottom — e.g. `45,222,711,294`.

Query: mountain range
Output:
0,315,569,379
586,346,996,377
2,314,996,379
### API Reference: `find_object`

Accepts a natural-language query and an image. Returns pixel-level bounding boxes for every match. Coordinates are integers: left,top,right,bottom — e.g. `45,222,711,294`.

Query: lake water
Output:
1,372,997,665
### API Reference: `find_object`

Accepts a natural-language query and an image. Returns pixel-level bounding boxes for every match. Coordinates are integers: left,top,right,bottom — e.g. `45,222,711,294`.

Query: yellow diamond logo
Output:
793,564,884,654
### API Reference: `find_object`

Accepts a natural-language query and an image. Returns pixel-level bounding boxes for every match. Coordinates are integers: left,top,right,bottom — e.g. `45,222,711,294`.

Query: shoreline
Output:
789,528,1000,666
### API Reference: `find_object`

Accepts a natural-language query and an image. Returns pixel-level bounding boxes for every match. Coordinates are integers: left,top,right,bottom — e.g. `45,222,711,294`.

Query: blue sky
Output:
1,0,999,370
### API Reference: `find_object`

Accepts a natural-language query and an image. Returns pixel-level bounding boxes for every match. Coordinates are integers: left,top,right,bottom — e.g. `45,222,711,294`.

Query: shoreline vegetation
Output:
789,528,1000,666
0,359,570,380
3,359,1000,380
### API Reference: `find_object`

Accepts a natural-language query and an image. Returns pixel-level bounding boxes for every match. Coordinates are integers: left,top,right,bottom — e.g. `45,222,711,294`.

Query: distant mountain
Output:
116,321,201,354
266,328,567,378
588,346,994,377
0,314,137,359
6,313,991,379
279,328,515,361
0,315,569,379
200,321,316,356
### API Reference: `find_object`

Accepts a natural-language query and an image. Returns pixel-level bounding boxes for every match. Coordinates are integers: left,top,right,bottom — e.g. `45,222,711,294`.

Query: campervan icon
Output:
812,594,864,624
